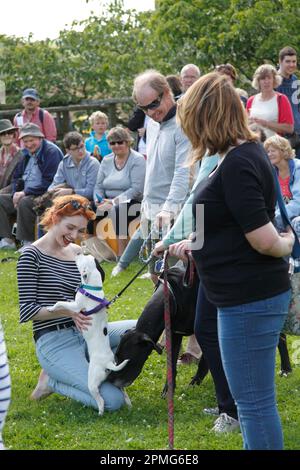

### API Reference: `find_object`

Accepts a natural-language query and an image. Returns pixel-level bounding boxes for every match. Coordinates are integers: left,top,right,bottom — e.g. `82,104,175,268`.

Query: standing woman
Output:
174,73,294,449
247,64,294,138
17,195,136,412
0,119,23,194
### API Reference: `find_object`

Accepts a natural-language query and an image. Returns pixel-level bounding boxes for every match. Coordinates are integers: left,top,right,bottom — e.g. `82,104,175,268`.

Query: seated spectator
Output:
0,120,23,194
84,111,111,161
48,131,100,202
13,88,57,146
264,134,300,230
94,127,146,257
247,64,294,138
0,123,63,252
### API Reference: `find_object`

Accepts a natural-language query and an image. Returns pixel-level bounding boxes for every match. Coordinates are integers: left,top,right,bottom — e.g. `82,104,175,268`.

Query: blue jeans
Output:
36,320,136,412
118,227,143,269
217,290,291,450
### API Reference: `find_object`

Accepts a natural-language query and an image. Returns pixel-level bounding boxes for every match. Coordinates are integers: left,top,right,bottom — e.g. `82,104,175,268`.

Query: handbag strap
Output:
273,167,300,258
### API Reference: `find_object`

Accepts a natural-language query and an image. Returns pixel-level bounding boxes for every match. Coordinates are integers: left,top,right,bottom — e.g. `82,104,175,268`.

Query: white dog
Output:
48,253,129,415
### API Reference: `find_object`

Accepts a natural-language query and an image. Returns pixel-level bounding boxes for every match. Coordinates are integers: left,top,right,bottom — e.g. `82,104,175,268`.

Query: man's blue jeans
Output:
217,290,291,450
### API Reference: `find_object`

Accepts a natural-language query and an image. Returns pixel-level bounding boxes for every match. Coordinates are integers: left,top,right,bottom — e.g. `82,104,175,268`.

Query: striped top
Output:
17,246,81,333
0,320,11,450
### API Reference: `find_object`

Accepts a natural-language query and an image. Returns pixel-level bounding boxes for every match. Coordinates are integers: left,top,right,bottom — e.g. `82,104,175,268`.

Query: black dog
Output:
108,264,292,393
108,263,209,395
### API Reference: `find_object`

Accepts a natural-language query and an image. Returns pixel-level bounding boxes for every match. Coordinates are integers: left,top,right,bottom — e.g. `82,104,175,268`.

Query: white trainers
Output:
0,238,16,250
211,413,240,434
111,264,124,277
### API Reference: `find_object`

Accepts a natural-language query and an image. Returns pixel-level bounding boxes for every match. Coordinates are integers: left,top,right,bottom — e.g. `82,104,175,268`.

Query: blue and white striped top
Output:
17,246,81,333
0,320,11,450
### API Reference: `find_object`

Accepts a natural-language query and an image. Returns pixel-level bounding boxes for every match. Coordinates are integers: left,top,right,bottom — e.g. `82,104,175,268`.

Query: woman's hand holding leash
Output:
168,239,192,262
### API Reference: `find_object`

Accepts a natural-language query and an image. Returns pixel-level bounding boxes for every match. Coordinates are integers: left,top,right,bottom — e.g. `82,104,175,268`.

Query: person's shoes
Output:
16,241,32,254
177,352,199,365
111,264,125,277
203,406,219,416
0,238,16,250
211,413,240,434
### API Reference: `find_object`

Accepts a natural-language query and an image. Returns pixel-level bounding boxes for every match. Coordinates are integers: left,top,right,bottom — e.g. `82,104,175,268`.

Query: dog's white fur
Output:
48,253,129,415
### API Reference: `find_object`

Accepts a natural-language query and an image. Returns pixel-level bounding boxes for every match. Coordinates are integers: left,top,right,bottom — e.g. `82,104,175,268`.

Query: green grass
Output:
1,251,300,450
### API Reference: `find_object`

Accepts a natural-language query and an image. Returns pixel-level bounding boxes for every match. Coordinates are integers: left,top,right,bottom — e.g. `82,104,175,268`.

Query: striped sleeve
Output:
0,321,11,450
17,249,43,323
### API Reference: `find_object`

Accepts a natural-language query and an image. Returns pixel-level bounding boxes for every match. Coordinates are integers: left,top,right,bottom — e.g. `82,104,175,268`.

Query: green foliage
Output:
1,252,300,450
0,0,299,105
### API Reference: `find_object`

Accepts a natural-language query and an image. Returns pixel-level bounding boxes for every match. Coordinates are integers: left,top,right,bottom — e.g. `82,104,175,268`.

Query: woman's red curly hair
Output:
40,194,96,231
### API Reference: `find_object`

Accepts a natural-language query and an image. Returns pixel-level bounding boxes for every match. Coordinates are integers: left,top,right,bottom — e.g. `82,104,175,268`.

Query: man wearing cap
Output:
0,123,63,251
13,88,57,145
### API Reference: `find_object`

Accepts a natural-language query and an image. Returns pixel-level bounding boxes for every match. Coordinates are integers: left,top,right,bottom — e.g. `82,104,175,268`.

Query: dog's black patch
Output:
103,327,108,336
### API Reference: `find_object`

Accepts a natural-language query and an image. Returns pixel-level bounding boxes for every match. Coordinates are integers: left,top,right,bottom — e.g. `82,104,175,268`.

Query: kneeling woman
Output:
17,195,136,412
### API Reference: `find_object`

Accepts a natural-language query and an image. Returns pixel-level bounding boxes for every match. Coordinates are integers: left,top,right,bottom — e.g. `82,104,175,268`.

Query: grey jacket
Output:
142,115,191,220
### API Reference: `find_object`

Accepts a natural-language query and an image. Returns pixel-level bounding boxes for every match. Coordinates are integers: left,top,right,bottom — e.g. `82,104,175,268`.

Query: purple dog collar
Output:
78,286,111,316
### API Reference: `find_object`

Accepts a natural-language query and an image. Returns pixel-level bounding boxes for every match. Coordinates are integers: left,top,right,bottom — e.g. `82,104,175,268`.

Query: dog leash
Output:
163,250,174,450
109,256,154,305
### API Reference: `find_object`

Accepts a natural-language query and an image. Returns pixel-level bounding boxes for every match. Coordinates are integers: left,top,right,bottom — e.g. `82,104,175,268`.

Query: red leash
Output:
163,250,174,450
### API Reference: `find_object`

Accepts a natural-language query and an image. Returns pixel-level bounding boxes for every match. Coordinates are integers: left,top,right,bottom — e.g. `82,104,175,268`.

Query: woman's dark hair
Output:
166,74,183,98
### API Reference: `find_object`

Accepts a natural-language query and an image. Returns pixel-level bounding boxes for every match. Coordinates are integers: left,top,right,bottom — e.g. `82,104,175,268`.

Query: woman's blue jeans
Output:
36,320,136,412
217,290,291,450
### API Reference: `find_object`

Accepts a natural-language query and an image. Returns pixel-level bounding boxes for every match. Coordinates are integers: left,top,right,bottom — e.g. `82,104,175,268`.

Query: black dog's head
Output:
107,328,163,388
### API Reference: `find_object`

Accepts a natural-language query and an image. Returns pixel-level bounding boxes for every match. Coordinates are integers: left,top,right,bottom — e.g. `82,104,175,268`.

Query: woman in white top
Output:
246,64,294,138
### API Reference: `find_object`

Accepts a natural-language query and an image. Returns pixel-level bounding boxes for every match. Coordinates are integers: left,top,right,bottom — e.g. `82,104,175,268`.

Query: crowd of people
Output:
0,45,299,450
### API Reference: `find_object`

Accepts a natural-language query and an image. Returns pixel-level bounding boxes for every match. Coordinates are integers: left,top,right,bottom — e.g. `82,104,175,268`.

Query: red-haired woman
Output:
17,195,136,412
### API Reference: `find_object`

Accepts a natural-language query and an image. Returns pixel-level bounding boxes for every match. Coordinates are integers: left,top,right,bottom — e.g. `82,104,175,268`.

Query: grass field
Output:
1,251,300,450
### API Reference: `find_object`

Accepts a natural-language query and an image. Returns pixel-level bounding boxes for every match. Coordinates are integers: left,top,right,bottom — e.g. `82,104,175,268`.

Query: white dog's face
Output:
76,253,103,287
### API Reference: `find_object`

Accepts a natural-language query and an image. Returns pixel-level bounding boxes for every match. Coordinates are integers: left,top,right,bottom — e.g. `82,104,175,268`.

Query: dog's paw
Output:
46,305,56,312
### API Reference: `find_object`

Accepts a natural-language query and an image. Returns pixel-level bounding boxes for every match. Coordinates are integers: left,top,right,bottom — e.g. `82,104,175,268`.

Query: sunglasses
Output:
109,140,126,146
137,92,164,112
58,200,92,211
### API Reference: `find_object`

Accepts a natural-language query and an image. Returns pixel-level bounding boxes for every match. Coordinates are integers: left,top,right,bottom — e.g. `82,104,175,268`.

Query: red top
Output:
246,92,294,133
278,174,292,202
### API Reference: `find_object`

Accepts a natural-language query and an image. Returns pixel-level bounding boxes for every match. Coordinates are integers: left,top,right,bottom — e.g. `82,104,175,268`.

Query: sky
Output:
0,0,155,40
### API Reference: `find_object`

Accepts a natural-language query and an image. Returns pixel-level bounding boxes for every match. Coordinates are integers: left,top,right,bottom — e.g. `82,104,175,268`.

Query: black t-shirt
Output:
192,141,290,307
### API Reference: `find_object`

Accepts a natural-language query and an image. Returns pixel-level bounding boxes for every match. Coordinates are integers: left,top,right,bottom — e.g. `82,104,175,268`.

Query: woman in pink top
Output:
247,64,294,138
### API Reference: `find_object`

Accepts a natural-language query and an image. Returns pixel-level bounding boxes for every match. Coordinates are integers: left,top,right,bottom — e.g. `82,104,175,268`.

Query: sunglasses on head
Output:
109,140,126,146
58,200,92,211
137,92,164,112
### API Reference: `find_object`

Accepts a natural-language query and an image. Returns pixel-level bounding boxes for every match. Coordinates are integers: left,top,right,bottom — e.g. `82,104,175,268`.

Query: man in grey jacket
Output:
132,70,191,282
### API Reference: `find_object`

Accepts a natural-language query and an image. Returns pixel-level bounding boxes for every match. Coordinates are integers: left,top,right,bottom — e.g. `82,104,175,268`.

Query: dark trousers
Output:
0,194,36,242
194,284,238,420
